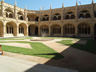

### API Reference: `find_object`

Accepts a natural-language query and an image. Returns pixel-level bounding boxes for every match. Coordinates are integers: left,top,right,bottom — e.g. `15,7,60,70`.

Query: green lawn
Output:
57,39,96,54
57,40,74,46
2,41,64,59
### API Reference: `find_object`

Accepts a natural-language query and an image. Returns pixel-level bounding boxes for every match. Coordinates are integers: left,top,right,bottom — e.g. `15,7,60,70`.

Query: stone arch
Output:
35,16,39,22
28,24,38,36
78,23,90,36
17,11,24,20
52,13,61,20
5,7,13,18
79,10,91,19
51,24,61,36
0,21,4,37
65,11,75,19
19,23,27,36
6,21,17,36
9,13,13,18
63,24,75,35
40,24,49,36
6,12,8,17
27,13,37,21
42,15,49,21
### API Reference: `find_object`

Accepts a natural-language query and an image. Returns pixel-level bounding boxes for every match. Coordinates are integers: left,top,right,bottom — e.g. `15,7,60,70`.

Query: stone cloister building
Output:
0,0,96,38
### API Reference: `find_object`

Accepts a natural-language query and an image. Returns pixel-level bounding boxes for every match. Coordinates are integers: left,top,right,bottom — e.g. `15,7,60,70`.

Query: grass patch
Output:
58,39,96,54
2,41,64,59
57,40,74,46
41,37,78,39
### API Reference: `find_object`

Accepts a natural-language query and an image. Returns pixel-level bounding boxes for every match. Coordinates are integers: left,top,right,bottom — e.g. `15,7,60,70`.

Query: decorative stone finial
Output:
40,7,42,10
25,6,27,10
92,0,94,4
62,3,64,8
50,4,52,9
14,0,17,6
76,0,78,6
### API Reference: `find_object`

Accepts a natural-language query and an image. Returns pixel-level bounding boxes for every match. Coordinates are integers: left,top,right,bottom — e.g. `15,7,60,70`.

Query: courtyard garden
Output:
0,40,64,59
0,37,96,60
0,37,96,72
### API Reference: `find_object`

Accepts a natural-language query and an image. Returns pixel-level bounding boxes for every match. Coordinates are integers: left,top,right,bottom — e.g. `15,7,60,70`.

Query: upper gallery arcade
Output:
0,0,96,38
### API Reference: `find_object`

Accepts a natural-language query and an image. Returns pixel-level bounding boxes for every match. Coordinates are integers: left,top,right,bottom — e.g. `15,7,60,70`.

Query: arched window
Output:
53,13,61,20
9,13,13,18
6,24,13,34
65,12,75,19
40,25,49,34
64,24,75,34
28,25,38,36
5,8,13,18
35,17,39,21
20,16,23,20
86,13,90,18
65,15,69,19
51,25,61,35
27,13,38,21
42,15,49,21
6,12,8,17
19,26,24,34
17,12,24,20
78,23,90,35
79,10,91,19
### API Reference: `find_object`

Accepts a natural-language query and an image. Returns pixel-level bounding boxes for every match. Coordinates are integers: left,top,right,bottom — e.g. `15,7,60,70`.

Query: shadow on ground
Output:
25,39,96,72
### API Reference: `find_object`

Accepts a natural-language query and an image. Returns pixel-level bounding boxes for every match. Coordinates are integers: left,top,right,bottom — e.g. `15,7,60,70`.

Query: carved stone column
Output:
49,25,51,36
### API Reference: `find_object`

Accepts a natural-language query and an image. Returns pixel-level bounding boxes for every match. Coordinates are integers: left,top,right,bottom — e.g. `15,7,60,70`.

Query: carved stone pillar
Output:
61,25,63,36
49,25,51,36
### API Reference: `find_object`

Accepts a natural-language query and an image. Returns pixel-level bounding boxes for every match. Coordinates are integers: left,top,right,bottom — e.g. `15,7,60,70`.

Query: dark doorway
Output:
94,24,96,39
28,25,38,36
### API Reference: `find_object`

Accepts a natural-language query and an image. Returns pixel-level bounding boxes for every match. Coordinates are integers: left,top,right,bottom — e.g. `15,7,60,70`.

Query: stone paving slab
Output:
0,56,78,72
4,52,49,64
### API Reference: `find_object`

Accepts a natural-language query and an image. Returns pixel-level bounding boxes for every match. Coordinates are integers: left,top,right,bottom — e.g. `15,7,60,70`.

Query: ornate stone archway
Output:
6,21,17,37
0,21,4,37
28,24,38,36
51,24,61,36
78,23,90,37
63,24,75,36
19,23,27,36
40,24,49,36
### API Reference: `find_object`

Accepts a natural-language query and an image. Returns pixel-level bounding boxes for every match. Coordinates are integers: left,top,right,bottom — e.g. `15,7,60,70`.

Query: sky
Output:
2,0,96,10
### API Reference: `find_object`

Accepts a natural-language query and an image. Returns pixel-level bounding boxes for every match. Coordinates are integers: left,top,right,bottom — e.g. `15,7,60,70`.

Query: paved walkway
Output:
0,56,78,72
0,43,32,49
4,52,50,64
